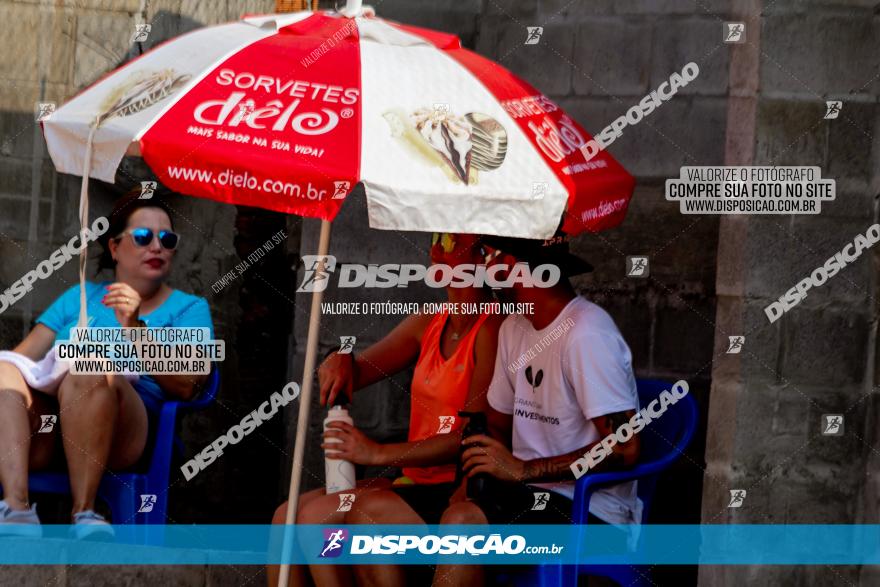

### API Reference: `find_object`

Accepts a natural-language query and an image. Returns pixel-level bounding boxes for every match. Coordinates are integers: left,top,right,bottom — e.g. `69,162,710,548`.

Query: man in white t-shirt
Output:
434,232,641,586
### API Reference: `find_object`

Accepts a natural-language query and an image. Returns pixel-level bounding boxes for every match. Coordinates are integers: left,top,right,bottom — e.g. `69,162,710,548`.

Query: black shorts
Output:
393,482,629,546
471,482,631,553
470,482,575,524
390,482,457,524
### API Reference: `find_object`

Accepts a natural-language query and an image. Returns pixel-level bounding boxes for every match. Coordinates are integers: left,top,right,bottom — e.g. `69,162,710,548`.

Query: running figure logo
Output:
35,102,55,122
728,489,746,508
525,27,543,45
626,256,649,278
38,415,57,433
139,181,157,200
824,101,842,120
338,336,356,354
131,23,151,43
437,416,456,434
532,492,550,511
297,255,337,293
531,182,548,200
332,181,350,200
336,494,355,512
726,336,745,354
319,528,348,558
724,22,745,43
138,494,157,513
822,414,844,436
235,100,255,122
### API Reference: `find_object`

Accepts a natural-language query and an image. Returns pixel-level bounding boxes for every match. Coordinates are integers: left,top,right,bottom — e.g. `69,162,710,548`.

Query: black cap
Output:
481,230,593,276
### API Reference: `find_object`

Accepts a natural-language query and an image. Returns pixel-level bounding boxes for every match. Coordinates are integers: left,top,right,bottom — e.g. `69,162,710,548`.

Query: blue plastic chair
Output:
24,369,219,538
517,378,698,587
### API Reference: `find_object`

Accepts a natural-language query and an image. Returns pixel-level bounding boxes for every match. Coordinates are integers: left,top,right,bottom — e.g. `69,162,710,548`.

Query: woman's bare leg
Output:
27,392,58,470
268,487,325,587
266,478,391,587
0,362,56,510
346,490,427,587
432,502,488,587
57,373,148,517
267,479,392,587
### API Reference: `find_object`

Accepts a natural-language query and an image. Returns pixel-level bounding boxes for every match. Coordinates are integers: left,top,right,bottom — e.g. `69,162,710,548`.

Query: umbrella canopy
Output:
42,8,634,239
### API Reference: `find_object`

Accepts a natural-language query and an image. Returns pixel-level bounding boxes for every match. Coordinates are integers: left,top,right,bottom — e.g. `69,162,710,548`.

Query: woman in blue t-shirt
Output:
0,189,213,539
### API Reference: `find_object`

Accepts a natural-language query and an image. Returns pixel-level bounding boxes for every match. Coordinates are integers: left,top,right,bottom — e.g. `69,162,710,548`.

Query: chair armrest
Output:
571,467,643,524
571,457,679,524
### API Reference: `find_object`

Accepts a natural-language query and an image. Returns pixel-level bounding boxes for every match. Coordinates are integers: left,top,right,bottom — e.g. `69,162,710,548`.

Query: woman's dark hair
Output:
96,187,176,274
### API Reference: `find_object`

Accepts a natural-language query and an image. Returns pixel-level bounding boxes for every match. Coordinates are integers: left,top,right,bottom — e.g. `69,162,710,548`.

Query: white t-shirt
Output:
488,296,642,525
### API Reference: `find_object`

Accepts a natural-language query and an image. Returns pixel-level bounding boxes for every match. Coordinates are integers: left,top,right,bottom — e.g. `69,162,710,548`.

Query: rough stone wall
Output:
700,0,879,585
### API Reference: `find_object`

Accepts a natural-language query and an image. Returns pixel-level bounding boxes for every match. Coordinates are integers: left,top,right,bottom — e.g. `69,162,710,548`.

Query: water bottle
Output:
458,411,491,500
324,405,356,494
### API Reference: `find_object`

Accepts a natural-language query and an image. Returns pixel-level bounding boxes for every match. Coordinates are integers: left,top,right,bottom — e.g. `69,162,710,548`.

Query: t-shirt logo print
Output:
525,365,544,393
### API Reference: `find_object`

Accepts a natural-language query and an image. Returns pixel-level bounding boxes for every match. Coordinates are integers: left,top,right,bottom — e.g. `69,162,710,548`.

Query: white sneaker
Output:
70,510,115,541
0,500,42,538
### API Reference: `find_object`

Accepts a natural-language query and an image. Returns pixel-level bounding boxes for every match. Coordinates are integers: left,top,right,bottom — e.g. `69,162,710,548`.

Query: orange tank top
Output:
403,311,490,485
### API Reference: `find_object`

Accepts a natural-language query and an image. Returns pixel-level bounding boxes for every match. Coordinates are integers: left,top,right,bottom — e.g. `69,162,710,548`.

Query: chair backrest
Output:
633,378,698,518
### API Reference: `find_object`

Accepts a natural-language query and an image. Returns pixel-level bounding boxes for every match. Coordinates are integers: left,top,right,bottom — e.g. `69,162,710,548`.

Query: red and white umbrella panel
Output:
42,10,634,239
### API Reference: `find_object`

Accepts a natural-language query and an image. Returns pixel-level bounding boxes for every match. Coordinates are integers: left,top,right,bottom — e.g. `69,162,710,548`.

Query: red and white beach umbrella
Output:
42,2,633,239
40,2,635,577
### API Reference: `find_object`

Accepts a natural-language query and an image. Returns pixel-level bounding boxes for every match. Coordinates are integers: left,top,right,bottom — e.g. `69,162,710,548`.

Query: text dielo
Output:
195,92,341,135
192,69,360,136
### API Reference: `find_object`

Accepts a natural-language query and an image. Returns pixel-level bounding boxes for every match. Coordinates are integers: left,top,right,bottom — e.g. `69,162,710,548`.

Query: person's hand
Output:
461,434,525,482
103,283,142,328
321,420,383,465
318,352,355,406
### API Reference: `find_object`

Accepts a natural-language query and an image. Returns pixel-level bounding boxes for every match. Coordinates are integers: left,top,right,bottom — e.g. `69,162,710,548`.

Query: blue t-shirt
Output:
37,281,214,416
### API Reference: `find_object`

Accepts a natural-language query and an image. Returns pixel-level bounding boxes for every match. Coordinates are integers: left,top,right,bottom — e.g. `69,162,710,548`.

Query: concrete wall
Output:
700,0,880,585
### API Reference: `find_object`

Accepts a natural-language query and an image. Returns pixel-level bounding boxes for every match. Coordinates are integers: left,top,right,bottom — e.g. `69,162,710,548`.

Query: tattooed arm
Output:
519,410,640,483
461,410,640,483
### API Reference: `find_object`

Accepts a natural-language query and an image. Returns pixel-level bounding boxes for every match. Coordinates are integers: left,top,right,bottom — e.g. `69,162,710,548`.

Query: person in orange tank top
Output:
268,233,505,587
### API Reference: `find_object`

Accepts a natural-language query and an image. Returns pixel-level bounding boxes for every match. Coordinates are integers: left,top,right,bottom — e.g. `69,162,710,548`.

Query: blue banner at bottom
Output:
0,525,878,565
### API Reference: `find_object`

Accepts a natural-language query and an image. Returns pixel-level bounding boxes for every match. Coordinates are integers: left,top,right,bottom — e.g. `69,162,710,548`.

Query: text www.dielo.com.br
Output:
167,165,319,198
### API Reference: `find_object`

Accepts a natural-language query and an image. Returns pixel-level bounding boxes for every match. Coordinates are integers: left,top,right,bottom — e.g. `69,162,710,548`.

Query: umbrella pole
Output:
278,218,332,587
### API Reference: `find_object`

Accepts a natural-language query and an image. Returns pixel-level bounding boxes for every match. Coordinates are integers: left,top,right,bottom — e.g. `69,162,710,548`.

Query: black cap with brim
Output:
481,232,593,276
